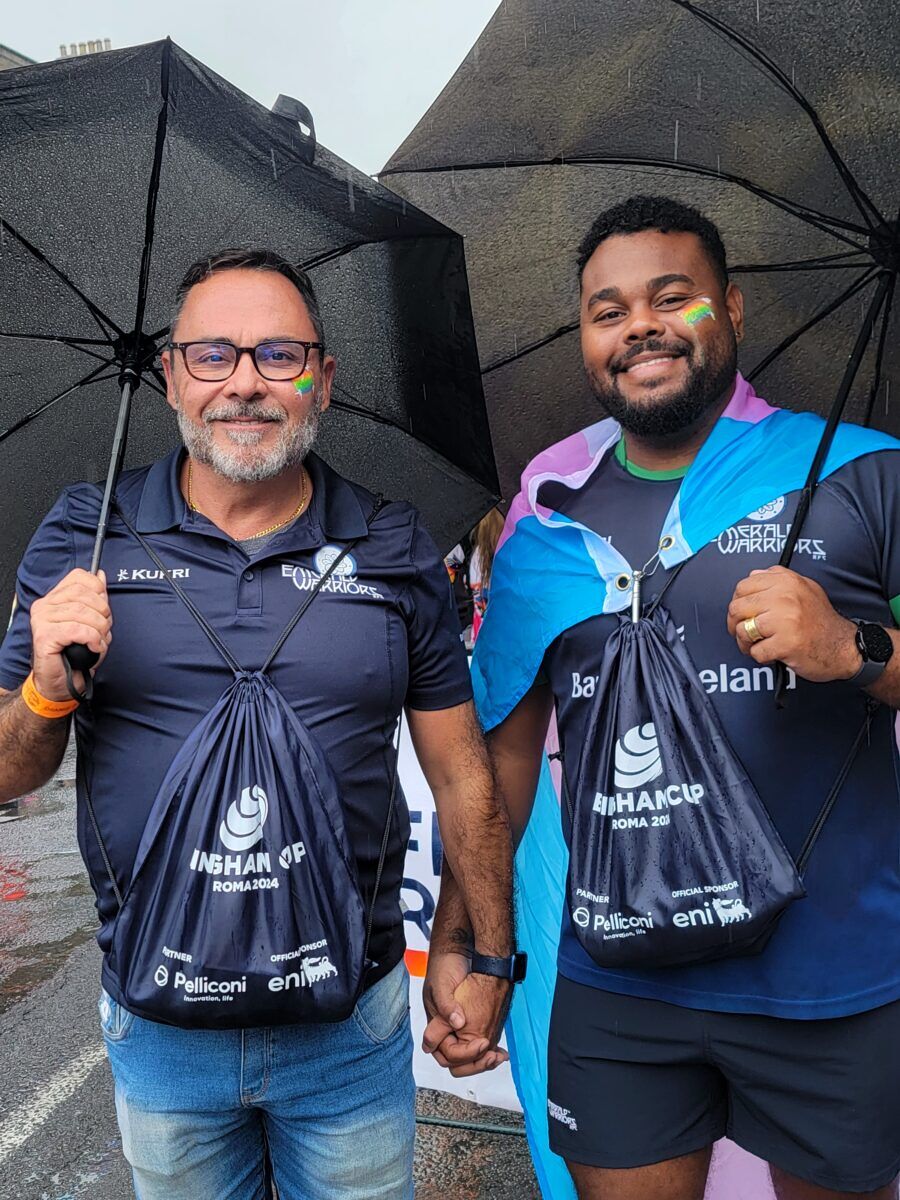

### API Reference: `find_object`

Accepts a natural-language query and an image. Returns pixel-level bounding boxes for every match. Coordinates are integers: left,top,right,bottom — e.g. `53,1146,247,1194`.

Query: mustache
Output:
610,339,691,375
202,402,288,424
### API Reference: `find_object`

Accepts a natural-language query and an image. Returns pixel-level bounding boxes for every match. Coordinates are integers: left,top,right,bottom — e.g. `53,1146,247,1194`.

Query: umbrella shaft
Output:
89,377,135,574
779,272,892,569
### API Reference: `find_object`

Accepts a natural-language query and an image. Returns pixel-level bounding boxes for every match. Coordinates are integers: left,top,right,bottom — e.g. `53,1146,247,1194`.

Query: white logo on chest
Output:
281,545,385,600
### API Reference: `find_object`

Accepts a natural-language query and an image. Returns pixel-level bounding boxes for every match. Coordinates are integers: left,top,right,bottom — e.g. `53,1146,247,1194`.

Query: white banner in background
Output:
399,721,521,1112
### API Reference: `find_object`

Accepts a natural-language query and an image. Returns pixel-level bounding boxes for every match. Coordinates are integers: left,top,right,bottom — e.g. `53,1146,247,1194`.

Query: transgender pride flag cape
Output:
473,374,899,1200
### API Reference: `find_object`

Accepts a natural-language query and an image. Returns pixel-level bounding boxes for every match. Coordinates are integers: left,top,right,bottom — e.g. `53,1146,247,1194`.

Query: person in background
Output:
468,508,505,643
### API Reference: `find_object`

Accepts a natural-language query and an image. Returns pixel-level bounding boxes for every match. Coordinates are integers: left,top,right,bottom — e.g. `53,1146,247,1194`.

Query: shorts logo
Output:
548,1100,578,1132
614,723,663,789
219,785,269,852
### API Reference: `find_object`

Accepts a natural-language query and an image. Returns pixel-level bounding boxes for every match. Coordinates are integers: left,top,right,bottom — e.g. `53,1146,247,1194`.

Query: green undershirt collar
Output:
614,437,690,481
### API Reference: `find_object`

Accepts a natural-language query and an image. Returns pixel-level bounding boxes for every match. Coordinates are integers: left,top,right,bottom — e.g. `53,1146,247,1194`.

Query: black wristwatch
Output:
851,620,894,687
470,951,528,983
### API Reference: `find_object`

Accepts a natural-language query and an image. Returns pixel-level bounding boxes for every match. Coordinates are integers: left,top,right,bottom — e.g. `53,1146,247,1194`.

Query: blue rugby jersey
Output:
539,442,900,1018
0,450,473,998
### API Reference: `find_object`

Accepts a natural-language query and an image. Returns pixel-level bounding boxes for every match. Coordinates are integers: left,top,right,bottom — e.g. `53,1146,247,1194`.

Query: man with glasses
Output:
0,249,516,1199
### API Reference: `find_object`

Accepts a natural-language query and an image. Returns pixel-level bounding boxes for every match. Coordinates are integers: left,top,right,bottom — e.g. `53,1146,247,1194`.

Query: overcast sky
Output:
3,0,499,174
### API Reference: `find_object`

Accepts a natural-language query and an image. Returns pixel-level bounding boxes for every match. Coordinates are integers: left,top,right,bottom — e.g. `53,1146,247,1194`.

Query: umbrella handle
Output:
64,644,99,673
60,373,136,701
62,644,99,702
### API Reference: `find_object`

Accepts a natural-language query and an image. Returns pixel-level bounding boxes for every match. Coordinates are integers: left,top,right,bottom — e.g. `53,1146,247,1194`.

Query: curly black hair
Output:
577,196,728,289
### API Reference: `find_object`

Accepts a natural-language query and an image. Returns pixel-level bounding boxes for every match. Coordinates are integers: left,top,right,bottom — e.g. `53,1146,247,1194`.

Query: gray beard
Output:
175,390,323,483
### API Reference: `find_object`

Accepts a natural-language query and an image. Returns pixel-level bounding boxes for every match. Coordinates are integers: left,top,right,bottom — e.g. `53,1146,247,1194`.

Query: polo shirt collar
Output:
133,448,370,542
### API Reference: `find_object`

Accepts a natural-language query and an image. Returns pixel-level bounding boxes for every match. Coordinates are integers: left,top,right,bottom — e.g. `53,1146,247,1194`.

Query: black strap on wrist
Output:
470,951,527,983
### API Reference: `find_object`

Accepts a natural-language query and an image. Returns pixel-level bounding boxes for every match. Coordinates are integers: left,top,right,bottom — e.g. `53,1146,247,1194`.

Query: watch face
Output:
859,622,894,664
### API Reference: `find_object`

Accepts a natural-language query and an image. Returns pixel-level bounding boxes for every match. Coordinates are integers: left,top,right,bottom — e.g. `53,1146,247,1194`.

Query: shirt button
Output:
243,569,255,582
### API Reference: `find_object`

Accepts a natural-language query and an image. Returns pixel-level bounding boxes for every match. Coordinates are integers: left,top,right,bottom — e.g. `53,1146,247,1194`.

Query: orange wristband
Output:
21,672,80,719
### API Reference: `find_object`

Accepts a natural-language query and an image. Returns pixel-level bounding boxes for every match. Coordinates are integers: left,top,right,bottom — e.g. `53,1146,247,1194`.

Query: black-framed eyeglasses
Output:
167,340,325,382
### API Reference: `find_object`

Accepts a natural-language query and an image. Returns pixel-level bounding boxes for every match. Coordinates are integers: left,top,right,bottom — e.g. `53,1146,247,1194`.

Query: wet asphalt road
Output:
0,745,538,1199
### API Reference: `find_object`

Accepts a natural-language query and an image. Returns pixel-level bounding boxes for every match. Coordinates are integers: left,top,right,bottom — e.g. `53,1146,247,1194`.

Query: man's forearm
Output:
431,862,474,956
434,762,513,958
0,689,70,802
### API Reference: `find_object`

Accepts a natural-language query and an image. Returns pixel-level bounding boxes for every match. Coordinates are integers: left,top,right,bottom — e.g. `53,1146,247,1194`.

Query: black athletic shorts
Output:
547,975,900,1193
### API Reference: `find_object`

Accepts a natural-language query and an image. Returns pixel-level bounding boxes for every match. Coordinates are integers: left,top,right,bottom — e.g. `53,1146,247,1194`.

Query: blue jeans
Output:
99,961,415,1200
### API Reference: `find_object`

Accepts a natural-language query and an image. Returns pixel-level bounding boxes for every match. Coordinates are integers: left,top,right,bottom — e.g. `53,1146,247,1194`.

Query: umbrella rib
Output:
573,156,869,248
381,156,868,248
329,388,411,432
670,0,884,229
144,239,402,339
862,279,895,427
746,267,879,382
0,332,115,346
482,321,580,376
330,386,499,498
729,251,871,274
0,219,124,340
0,331,118,368
299,241,374,272
0,360,117,444
142,371,168,401
731,263,871,275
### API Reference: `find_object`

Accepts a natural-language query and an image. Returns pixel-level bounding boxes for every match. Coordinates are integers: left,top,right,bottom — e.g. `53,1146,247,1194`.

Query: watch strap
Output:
850,656,887,688
470,951,528,983
851,619,893,688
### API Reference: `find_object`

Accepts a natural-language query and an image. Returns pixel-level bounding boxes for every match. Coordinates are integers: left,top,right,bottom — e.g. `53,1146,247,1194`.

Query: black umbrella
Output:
381,0,898,506
0,38,499,624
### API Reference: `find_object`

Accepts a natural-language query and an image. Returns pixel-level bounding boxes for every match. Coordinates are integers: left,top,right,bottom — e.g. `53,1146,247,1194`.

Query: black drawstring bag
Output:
563,562,809,969
88,499,397,1029
562,564,877,969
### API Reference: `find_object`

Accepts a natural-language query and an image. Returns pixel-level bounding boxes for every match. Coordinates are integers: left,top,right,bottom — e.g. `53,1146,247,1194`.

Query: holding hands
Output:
422,951,511,1077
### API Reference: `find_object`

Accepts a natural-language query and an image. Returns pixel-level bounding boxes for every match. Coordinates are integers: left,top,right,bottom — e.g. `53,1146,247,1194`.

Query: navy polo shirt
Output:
0,450,473,1000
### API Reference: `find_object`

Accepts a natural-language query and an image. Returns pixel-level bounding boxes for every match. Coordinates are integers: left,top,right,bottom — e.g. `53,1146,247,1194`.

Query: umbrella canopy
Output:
381,0,898,500
0,39,499,607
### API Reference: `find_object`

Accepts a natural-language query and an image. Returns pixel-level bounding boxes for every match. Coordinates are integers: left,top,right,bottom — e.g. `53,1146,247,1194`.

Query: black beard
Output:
588,340,737,441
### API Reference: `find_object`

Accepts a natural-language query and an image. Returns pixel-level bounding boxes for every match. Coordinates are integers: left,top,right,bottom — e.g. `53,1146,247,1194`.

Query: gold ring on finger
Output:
743,616,764,644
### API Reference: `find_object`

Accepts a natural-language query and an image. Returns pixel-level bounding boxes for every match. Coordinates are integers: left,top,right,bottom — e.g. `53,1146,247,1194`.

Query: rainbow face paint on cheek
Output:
679,297,716,327
294,371,314,395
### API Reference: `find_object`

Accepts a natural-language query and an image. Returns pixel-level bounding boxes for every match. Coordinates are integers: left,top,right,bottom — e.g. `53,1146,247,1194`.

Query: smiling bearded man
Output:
0,248,515,1200
423,197,900,1200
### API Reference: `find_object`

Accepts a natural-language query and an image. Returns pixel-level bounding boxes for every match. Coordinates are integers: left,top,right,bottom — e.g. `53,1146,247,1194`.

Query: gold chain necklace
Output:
187,461,309,539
